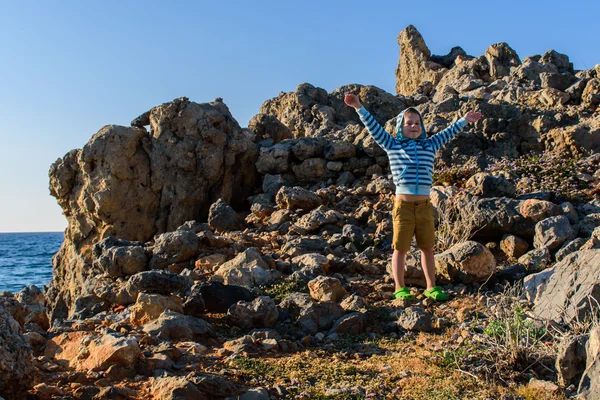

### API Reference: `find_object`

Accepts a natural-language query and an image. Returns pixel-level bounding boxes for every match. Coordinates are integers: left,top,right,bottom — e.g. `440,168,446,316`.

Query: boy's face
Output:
402,112,422,138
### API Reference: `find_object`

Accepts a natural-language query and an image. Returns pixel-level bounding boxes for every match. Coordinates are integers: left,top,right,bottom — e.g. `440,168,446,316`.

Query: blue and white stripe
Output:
357,106,468,195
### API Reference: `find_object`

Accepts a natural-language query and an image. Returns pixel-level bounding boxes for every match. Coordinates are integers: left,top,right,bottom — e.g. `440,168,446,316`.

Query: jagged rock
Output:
248,113,293,144
431,46,468,68
484,42,521,79
149,229,199,270
395,25,446,95
297,301,346,333
292,158,331,182
151,376,206,400
249,193,276,219
464,172,516,198
215,248,275,287
259,83,333,137
518,248,552,271
198,282,254,313
581,227,600,251
0,296,28,327
142,310,215,341
71,294,110,319
262,174,291,195
208,198,239,233
291,137,327,160
512,59,558,83
93,237,148,278
127,270,191,296
499,234,529,259
556,238,587,262
15,285,45,305
540,49,574,74
582,78,600,107
556,334,588,387
324,141,357,160
275,186,323,211
435,241,496,284
560,201,579,225
539,88,570,107
307,276,347,302
341,224,372,247
93,279,137,306
189,373,241,398
291,253,330,273
281,237,330,257
545,122,600,155
45,331,140,372
291,208,342,235
339,294,368,312
279,293,314,311
256,141,292,174
533,215,574,251
578,326,600,398
238,387,270,400
434,56,490,97
533,250,600,324
183,284,206,318
397,306,433,332
328,312,366,335
0,305,36,398
130,293,183,326
540,72,578,91
580,214,600,237
227,296,279,329
47,97,259,320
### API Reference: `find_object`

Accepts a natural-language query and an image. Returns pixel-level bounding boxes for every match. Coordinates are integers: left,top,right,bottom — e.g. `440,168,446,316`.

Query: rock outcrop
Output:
47,97,259,320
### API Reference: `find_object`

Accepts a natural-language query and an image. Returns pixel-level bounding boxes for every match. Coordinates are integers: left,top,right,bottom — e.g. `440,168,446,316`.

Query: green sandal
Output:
392,287,415,300
423,286,448,301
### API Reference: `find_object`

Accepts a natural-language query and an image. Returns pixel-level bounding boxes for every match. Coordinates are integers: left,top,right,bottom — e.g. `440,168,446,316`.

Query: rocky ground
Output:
1,25,600,399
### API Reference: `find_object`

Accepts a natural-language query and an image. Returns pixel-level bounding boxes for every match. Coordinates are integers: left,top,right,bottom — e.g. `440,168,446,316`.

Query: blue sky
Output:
1,0,598,232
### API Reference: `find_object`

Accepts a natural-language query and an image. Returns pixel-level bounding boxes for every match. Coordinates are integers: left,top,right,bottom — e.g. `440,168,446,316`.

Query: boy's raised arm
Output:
426,111,482,152
344,94,395,150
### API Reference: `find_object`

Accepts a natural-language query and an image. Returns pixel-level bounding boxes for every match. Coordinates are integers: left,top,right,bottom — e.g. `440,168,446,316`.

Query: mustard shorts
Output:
392,199,435,252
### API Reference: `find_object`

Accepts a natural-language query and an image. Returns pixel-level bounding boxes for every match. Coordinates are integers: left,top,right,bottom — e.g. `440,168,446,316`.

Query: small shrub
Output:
260,278,308,303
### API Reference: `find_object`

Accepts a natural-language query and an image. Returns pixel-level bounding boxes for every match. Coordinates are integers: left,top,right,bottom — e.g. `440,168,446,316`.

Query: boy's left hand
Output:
465,111,482,123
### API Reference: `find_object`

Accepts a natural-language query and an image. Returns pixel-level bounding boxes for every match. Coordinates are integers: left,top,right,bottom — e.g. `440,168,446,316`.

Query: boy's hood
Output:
395,107,427,141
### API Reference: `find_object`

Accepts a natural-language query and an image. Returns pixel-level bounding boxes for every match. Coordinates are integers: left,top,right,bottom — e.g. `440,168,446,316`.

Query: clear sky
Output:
1,0,598,233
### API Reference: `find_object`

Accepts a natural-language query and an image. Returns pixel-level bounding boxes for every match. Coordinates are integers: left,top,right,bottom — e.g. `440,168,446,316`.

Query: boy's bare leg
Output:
420,248,436,289
392,250,407,290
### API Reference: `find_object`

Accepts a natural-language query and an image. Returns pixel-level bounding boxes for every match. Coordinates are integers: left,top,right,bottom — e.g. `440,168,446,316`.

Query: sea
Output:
0,232,64,294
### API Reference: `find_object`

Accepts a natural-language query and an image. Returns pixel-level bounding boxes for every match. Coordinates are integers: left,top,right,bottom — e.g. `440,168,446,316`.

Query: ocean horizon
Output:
0,231,63,293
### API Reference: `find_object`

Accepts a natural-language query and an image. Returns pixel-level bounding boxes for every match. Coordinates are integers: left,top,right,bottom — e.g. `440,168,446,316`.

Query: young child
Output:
344,93,482,301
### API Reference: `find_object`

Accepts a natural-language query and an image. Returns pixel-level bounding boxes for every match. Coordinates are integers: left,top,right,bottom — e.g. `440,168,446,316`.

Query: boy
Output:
344,93,482,300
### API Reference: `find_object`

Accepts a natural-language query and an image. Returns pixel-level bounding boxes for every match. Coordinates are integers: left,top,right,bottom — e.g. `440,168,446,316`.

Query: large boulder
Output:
47,97,259,321
0,305,36,398
395,25,447,95
484,42,521,79
532,250,600,324
578,326,600,399
435,241,496,284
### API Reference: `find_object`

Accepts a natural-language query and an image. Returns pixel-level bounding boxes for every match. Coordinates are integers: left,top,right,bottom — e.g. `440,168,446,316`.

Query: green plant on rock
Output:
259,278,308,303
484,304,546,344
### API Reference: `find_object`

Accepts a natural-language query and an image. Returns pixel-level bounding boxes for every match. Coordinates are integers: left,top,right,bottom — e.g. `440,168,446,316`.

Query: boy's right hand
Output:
344,94,362,110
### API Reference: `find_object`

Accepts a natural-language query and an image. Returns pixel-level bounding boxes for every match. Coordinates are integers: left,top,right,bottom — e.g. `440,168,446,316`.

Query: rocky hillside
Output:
0,25,599,399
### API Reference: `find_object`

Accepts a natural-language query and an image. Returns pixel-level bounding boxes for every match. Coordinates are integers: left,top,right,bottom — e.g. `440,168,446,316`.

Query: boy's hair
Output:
403,108,420,121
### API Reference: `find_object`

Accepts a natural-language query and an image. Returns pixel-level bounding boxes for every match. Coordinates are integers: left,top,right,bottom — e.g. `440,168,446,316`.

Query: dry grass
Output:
434,198,482,253
228,335,511,399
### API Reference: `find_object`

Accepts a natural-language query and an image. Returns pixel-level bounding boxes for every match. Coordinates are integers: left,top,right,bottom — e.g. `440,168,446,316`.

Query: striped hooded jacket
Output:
356,106,468,195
